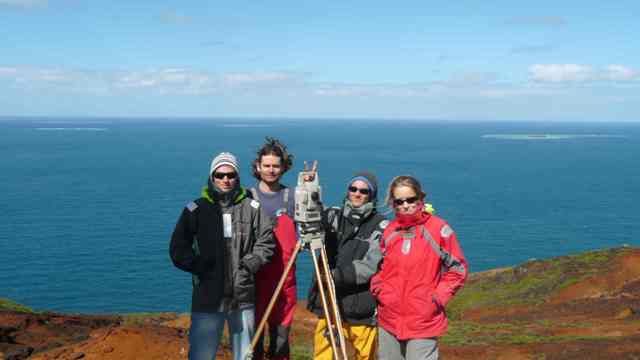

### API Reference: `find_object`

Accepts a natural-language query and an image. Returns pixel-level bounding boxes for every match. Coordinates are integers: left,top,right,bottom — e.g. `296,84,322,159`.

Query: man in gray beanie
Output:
170,151,275,360
306,170,388,360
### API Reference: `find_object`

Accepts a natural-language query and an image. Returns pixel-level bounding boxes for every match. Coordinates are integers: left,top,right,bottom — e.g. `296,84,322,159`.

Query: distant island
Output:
482,134,627,140
34,127,108,131
1,246,639,359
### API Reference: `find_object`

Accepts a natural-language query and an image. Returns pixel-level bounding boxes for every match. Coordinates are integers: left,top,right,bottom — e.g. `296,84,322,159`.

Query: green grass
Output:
442,321,530,346
0,298,33,313
446,247,625,320
121,312,157,325
442,320,618,346
290,344,314,360
121,312,178,326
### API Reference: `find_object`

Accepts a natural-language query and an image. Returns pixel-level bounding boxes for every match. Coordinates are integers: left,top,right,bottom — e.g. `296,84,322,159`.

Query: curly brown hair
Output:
252,137,294,180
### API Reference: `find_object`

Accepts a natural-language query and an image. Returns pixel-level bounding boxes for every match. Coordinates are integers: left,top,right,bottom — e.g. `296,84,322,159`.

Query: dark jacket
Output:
170,187,275,313
307,204,387,325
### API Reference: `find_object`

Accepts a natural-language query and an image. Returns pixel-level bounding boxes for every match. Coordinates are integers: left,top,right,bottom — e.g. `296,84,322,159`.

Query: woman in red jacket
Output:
371,175,468,360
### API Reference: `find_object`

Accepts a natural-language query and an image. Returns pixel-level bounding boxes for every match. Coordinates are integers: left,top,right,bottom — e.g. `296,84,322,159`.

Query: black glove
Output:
241,254,261,274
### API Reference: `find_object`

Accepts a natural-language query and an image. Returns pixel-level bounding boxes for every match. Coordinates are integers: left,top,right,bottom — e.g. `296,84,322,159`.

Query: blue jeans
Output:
189,308,255,360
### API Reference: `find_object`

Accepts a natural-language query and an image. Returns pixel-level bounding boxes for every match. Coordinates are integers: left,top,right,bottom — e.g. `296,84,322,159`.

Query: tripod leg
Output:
311,248,341,360
246,241,302,360
319,246,349,360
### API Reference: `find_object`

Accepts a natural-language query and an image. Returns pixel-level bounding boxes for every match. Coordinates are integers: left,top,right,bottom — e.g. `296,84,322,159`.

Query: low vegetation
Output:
0,297,33,313
447,247,627,319
2,246,638,359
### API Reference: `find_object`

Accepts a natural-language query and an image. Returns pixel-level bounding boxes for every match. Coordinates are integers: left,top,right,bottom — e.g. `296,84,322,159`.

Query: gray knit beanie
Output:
210,152,239,175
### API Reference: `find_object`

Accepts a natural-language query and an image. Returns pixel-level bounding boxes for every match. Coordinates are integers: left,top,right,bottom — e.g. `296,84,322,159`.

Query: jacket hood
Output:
201,184,248,205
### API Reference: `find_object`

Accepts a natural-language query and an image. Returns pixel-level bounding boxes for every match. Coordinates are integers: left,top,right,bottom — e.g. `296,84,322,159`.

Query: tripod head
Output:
294,161,325,248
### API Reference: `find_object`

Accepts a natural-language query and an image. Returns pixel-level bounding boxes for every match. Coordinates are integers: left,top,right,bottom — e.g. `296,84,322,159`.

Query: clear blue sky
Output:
1,0,639,121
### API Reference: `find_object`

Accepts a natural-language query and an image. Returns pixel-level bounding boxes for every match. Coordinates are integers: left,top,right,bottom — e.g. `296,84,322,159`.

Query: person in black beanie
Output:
307,171,388,360
169,152,275,360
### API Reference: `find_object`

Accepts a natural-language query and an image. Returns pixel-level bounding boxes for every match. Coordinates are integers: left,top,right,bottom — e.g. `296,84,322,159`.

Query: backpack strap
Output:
281,187,289,215
249,187,259,200
419,225,465,274
381,223,465,275
252,186,291,217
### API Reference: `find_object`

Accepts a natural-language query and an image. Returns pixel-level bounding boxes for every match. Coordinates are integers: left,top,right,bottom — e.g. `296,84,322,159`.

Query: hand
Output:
432,294,444,311
240,254,261,274
302,160,318,182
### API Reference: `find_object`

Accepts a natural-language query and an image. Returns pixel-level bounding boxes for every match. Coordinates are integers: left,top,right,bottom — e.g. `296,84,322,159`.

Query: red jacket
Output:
371,212,467,340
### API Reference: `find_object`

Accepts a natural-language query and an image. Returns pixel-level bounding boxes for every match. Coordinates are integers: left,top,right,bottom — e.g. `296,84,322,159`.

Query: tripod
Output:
246,166,348,360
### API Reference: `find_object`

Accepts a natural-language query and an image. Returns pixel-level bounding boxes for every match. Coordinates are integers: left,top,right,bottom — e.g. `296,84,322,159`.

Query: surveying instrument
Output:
246,161,349,360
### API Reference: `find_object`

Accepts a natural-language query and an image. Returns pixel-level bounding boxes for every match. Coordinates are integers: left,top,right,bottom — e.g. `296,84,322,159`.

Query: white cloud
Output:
529,64,640,83
1,64,638,111
110,68,222,95
0,66,18,75
35,69,76,83
446,72,498,86
222,72,300,87
314,84,395,97
0,66,309,95
114,69,202,88
313,82,440,98
312,72,502,98
478,86,563,99
0,0,47,8
3,64,640,120
530,64,595,83
5,67,85,85
604,65,639,81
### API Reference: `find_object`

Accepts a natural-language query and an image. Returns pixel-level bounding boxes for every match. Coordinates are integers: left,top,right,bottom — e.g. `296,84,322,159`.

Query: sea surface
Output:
1,118,638,313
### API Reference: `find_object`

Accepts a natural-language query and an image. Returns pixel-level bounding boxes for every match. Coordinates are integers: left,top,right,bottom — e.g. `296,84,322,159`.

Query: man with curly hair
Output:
249,137,297,360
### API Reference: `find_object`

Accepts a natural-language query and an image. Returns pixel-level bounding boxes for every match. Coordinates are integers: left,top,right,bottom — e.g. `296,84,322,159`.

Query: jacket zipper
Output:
400,227,411,339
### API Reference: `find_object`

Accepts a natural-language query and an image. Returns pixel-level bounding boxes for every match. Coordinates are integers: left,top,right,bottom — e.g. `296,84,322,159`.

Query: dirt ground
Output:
2,248,639,359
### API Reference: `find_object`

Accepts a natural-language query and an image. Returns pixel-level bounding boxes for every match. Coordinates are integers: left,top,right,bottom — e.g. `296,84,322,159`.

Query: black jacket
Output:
307,205,387,325
170,187,275,313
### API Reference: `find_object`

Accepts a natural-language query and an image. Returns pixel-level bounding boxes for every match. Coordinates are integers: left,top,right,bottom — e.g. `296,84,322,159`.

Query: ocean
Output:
1,118,638,313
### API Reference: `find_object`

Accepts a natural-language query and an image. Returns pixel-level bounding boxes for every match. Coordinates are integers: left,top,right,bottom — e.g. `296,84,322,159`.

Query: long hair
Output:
384,175,426,208
252,137,294,180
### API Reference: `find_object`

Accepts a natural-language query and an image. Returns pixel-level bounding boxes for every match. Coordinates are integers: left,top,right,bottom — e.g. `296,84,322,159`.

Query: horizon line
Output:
1,115,639,124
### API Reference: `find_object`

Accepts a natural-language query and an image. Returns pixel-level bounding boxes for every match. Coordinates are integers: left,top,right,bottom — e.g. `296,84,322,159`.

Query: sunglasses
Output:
393,196,419,206
213,172,237,180
348,186,370,195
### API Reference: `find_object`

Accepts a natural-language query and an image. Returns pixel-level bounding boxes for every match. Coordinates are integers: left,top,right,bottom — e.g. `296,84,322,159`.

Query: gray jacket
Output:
170,187,275,312
307,205,387,325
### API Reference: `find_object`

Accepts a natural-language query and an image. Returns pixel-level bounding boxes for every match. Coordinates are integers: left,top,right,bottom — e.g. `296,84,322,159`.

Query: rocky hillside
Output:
1,246,639,359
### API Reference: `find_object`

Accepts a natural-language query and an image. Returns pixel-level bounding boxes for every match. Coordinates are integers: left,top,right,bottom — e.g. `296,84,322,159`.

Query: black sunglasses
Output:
213,172,237,180
393,196,419,206
348,186,370,195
